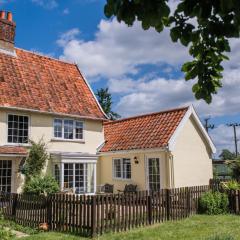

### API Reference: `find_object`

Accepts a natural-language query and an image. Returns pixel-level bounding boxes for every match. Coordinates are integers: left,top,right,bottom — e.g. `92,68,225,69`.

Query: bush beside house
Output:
199,191,229,215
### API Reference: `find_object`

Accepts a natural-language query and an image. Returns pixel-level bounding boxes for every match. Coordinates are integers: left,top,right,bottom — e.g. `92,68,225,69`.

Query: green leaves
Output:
96,88,121,120
104,0,240,104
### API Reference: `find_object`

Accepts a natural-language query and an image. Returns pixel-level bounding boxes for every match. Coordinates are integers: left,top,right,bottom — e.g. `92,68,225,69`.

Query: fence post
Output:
11,193,18,220
91,196,97,238
47,195,52,230
166,189,171,221
187,187,191,216
147,192,152,225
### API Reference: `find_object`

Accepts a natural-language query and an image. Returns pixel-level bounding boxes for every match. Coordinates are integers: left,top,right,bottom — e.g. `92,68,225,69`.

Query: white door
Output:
0,160,12,192
148,158,161,191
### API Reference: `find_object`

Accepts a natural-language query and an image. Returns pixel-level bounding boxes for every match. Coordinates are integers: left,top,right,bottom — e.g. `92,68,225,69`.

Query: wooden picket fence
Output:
0,186,210,237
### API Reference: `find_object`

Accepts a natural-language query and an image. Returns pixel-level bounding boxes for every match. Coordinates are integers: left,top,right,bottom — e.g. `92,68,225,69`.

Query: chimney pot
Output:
0,11,5,19
7,12,12,22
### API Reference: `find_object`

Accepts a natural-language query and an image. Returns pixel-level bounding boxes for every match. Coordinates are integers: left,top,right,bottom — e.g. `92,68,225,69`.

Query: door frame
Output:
145,156,161,191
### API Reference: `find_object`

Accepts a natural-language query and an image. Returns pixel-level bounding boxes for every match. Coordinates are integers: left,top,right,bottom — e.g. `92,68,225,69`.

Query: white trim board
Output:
98,147,167,156
168,105,216,153
75,65,109,120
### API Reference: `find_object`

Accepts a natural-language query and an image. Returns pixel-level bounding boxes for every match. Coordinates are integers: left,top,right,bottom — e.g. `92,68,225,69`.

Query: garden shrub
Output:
198,191,229,215
23,175,59,196
221,180,240,191
206,234,235,240
0,226,14,240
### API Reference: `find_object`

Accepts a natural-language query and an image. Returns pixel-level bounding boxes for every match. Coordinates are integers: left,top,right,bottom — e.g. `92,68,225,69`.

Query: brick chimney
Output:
0,11,16,54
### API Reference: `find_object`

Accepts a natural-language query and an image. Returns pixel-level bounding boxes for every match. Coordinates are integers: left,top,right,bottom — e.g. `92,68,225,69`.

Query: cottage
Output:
0,11,215,194
0,11,107,194
98,106,216,191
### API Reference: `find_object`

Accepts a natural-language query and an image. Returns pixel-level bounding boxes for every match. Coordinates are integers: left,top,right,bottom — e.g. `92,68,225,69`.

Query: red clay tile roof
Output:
0,146,27,155
0,48,106,119
100,107,189,152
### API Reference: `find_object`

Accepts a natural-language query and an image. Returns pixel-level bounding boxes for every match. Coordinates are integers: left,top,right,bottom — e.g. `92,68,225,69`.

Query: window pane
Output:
0,160,12,192
123,158,131,179
75,121,83,139
54,119,62,138
8,115,29,143
64,120,74,139
63,163,74,189
75,163,85,193
114,159,122,178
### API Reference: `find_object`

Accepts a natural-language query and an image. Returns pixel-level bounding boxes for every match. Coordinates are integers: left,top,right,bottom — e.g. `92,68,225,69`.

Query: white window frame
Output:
60,161,96,195
147,157,161,191
113,158,131,180
53,118,84,141
0,160,13,192
7,113,30,145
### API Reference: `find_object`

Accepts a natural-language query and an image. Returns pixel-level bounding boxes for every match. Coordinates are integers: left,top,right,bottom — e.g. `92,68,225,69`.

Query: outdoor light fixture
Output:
134,156,139,164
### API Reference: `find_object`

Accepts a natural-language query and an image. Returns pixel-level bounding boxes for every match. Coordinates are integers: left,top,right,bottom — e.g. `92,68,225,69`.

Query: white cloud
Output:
57,28,80,47
209,124,237,156
110,66,240,119
58,19,189,79
63,8,70,15
31,0,58,9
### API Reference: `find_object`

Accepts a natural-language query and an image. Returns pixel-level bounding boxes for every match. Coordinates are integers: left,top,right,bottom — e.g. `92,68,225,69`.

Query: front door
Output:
148,158,160,191
0,160,12,192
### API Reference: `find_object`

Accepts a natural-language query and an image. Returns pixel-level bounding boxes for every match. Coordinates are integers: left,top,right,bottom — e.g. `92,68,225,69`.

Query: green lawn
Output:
17,215,240,240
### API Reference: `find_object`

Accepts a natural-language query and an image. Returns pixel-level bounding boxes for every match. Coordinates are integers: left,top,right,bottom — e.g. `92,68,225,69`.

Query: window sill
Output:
6,143,31,147
113,178,132,181
51,138,85,143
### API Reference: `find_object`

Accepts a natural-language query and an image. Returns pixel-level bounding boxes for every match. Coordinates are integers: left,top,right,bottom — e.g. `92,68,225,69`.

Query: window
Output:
113,158,131,179
63,163,95,194
0,160,12,192
8,114,29,143
54,119,84,140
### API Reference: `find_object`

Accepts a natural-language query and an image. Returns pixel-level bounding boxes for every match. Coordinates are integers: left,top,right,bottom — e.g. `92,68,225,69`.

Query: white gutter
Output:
0,154,27,157
98,147,168,156
0,106,107,121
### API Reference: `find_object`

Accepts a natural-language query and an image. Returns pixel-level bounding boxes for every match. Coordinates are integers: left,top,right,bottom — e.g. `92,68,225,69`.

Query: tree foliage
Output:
219,149,236,161
104,0,240,103
227,156,240,180
96,87,121,120
21,139,50,181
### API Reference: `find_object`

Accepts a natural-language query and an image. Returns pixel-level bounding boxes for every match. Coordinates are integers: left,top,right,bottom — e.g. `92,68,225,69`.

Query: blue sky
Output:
2,0,240,155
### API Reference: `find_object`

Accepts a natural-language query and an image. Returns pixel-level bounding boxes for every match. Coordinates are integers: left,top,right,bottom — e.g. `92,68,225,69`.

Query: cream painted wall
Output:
0,109,104,154
99,151,169,192
0,108,104,193
172,115,213,188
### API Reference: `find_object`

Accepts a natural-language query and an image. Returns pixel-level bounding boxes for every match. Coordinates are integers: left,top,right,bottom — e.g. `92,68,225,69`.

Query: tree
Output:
21,139,50,182
219,149,236,161
227,156,240,180
96,87,121,120
104,0,240,103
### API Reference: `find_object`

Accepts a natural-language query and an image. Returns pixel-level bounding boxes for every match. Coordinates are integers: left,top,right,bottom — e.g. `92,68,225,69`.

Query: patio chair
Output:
100,184,114,194
118,184,137,194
